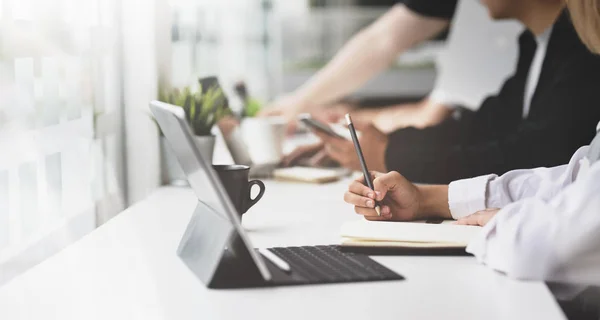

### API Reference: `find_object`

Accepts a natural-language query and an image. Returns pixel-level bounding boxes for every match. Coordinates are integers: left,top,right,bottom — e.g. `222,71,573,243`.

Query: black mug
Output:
213,165,266,216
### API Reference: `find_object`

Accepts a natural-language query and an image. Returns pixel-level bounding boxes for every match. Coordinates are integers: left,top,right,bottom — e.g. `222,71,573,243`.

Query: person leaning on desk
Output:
263,0,459,132
345,0,600,286
271,0,600,185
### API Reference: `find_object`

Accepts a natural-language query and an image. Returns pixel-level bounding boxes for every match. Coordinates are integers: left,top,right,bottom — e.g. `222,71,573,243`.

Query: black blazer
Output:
384,11,600,184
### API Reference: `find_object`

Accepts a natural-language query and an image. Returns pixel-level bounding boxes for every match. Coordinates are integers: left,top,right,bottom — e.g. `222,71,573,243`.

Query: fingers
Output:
346,175,394,220
344,191,375,209
372,171,404,201
454,209,500,226
285,121,298,136
308,149,330,167
324,143,352,165
281,143,324,167
454,214,480,226
348,179,380,199
356,171,386,182
315,132,353,167
354,205,392,220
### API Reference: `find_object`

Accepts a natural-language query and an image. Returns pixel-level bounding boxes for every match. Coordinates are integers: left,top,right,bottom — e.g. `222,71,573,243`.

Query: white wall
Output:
431,1,523,110
121,0,168,204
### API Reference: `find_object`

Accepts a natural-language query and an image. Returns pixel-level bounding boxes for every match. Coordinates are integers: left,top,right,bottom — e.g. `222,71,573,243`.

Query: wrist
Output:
288,91,316,114
415,184,451,219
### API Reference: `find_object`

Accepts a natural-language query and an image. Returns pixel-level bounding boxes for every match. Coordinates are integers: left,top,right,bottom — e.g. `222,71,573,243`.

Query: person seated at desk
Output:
343,0,600,288
280,0,600,185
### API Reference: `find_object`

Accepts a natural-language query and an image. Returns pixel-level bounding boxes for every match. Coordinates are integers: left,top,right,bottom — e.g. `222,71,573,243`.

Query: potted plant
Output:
158,76,231,185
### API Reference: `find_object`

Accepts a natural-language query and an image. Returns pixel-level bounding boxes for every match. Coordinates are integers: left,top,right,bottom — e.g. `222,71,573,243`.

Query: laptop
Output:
150,100,404,289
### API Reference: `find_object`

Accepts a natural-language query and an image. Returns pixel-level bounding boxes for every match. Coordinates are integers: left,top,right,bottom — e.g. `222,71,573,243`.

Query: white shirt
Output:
448,137,600,285
522,26,552,118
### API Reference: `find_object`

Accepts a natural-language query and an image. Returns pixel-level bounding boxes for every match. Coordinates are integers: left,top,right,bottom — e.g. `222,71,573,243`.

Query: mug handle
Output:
246,180,266,212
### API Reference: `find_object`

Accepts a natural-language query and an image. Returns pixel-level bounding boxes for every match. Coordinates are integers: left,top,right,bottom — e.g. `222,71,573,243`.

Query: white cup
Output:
239,117,285,165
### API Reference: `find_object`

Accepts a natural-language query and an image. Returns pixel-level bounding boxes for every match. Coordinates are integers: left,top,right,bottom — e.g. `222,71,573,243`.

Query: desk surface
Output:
0,180,565,320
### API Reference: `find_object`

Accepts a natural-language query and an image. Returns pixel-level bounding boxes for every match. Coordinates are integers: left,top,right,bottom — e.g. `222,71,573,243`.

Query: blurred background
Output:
0,0,520,284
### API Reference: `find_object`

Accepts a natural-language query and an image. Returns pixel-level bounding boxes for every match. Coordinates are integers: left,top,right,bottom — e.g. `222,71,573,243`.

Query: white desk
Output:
0,180,565,320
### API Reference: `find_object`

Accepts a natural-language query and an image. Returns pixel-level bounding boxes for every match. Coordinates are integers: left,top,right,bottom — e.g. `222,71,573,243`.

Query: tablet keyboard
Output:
268,245,402,283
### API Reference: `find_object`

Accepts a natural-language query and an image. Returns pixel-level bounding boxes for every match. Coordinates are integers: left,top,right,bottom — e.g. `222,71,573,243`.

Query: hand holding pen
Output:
344,113,428,221
345,114,382,216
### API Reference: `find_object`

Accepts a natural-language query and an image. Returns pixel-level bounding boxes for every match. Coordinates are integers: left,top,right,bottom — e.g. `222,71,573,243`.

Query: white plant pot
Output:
193,135,216,163
160,135,216,186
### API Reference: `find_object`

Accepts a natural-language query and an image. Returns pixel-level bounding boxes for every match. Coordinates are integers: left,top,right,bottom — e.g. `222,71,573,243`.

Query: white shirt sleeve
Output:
467,147,600,285
448,174,496,219
448,146,590,219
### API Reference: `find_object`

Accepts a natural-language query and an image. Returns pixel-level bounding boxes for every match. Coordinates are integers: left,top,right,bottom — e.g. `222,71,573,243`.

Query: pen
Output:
258,248,292,274
345,114,382,216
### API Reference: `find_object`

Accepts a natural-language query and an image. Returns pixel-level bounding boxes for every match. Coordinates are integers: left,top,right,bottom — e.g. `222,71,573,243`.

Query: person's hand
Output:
454,208,500,226
259,94,311,134
259,95,301,118
313,121,388,172
344,171,421,221
281,142,330,167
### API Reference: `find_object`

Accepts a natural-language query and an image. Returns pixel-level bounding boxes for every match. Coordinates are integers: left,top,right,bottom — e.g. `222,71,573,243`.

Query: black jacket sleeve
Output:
402,0,458,19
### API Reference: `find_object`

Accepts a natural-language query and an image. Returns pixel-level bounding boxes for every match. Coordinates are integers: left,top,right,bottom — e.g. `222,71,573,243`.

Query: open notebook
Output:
339,220,482,255
272,167,350,184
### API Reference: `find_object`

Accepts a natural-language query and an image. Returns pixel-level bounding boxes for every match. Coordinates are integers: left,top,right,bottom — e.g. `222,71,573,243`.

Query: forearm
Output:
293,5,449,110
373,98,452,133
373,104,422,133
416,184,452,219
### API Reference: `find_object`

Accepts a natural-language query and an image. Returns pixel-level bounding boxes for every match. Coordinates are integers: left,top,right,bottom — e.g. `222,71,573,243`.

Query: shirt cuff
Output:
448,174,495,219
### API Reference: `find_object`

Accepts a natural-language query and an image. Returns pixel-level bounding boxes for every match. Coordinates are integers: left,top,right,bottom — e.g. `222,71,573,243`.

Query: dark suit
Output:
384,11,600,184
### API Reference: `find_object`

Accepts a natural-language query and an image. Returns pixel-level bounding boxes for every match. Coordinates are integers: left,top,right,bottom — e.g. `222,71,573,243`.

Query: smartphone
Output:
297,114,346,139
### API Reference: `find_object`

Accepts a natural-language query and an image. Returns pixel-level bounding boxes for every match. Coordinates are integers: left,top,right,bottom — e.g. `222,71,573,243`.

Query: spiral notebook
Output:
339,220,482,256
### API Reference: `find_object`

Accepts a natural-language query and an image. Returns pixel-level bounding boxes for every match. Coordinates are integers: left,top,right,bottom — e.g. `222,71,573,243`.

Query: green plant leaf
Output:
158,78,232,136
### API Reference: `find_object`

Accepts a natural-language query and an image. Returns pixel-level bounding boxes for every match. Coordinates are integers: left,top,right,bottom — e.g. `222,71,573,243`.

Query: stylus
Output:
345,114,382,216
258,248,292,273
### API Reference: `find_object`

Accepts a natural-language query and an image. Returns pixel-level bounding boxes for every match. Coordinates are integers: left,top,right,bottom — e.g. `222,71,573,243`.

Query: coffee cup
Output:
213,165,266,215
240,117,285,165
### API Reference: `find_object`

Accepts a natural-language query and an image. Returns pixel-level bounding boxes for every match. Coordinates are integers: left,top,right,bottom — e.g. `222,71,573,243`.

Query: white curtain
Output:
0,0,125,284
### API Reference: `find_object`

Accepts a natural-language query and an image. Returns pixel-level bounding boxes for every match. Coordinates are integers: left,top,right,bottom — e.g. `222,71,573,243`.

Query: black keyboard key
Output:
306,246,369,281
270,247,337,282
313,246,375,280
267,245,401,283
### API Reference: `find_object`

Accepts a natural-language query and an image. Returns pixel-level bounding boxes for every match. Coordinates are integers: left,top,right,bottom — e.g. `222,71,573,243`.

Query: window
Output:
0,0,124,284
